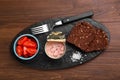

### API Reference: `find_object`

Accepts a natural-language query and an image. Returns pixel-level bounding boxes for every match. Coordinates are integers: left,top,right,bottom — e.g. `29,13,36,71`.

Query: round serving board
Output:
10,18,110,69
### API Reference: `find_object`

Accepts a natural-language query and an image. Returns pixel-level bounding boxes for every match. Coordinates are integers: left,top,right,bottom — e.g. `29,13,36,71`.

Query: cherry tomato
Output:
23,46,28,57
16,46,23,56
26,48,37,56
18,36,28,45
16,36,38,58
23,40,37,48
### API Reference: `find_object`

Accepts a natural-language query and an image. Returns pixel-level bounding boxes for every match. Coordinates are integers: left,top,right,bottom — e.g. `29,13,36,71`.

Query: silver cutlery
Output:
31,11,94,35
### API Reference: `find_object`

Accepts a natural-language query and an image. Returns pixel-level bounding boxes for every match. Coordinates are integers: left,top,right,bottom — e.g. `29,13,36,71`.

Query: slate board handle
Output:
62,11,94,24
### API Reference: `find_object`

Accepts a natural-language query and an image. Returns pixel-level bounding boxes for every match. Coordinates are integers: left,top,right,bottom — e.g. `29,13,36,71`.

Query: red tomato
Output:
18,36,28,45
23,46,28,57
16,46,23,56
16,36,38,58
23,40,37,48
26,48,37,56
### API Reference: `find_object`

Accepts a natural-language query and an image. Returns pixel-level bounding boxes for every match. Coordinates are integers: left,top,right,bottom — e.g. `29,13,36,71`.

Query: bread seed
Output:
86,36,88,38
97,48,100,50
80,29,83,32
103,35,106,38
82,36,84,39
96,40,99,43
96,32,99,35
102,31,105,33
98,30,101,32
87,26,90,29
105,38,108,40
85,43,88,45
86,49,89,51
79,44,81,47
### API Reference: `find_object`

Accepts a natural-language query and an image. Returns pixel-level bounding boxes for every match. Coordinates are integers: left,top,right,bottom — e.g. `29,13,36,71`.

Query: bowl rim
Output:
13,34,40,60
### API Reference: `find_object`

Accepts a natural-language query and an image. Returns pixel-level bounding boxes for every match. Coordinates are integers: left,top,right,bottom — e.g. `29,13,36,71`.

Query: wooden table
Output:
0,0,120,80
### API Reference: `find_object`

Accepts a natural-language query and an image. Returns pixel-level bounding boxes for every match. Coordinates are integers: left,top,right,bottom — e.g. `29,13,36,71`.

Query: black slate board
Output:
10,18,110,69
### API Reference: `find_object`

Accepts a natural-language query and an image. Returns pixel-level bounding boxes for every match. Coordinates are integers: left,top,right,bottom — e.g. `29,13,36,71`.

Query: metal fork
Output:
31,11,94,35
31,21,62,35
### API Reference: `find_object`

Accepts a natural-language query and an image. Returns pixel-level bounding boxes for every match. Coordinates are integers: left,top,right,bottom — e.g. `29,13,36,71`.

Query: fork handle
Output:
62,11,94,24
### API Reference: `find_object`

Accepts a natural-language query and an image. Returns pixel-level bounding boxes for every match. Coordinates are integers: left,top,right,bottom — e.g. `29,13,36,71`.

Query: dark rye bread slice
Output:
86,29,108,52
67,21,95,51
67,21,109,52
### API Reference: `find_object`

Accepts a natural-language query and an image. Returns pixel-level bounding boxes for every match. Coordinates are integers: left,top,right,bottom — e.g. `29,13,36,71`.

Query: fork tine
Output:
31,30,44,33
31,24,49,35
31,29,44,33
31,29,43,32
31,27,43,30
31,28,43,31
31,26,44,34
32,32,43,35
32,31,43,34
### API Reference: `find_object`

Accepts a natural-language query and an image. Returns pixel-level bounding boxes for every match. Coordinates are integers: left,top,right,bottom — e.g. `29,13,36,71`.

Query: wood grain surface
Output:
0,0,120,80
